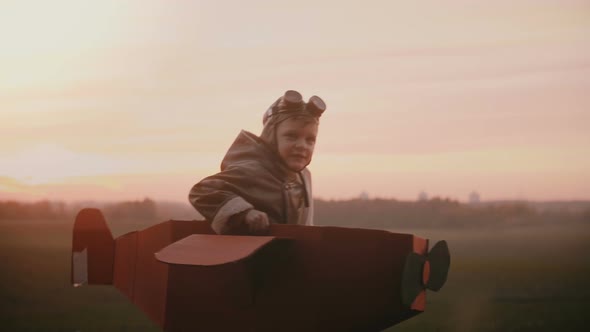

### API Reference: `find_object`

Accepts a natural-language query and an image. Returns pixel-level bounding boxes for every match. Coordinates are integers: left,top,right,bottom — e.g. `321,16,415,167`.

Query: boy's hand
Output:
244,209,270,235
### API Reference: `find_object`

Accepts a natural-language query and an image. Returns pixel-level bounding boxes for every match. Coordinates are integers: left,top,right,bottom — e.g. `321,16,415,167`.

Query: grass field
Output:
1,218,589,331
388,225,590,332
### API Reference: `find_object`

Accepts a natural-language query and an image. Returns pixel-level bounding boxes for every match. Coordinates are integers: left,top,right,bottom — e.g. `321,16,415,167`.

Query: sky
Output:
1,0,589,203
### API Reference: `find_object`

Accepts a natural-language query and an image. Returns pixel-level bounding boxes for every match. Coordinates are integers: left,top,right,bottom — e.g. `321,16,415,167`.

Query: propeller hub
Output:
422,260,430,286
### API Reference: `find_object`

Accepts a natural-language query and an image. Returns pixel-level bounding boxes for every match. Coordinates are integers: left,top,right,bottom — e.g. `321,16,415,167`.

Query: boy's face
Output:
275,117,319,172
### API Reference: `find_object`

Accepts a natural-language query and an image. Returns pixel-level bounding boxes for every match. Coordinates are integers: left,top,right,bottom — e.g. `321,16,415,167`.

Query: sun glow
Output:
1,1,589,202
0,1,138,92
0,1,132,55
1,144,129,185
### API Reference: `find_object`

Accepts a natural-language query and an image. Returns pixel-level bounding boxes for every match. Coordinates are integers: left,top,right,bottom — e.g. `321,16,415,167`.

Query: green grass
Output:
1,220,589,331
387,225,590,331
0,220,161,332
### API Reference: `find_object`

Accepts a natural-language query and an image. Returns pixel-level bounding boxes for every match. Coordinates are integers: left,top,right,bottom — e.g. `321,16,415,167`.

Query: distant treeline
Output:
0,198,199,223
0,200,69,221
314,198,590,229
1,197,589,228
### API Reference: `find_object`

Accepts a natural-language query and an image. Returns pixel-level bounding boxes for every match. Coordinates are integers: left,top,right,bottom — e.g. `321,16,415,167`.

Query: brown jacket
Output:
189,130,313,234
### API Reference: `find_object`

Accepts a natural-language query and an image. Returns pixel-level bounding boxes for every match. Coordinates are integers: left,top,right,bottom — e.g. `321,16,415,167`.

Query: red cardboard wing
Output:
155,234,279,266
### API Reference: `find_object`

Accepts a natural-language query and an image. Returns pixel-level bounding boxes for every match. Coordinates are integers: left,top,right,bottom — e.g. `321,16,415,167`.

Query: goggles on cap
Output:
263,90,326,125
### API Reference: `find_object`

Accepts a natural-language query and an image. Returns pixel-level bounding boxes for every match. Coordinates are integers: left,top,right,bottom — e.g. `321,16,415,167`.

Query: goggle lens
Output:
263,90,326,124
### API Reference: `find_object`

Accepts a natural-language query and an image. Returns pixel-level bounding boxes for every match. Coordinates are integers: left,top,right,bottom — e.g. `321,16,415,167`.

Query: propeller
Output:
401,240,450,308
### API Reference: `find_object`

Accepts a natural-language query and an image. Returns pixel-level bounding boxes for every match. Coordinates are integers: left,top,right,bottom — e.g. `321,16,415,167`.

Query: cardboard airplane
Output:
71,208,450,332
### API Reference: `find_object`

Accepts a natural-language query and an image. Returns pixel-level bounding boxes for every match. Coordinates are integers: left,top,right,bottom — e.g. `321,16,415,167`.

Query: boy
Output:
189,90,326,235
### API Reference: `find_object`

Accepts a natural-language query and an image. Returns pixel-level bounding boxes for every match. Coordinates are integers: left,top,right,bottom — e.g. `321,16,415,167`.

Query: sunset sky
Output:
1,0,589,203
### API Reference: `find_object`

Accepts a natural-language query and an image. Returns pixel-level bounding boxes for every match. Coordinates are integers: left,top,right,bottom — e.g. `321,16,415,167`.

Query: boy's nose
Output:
294,139,308,149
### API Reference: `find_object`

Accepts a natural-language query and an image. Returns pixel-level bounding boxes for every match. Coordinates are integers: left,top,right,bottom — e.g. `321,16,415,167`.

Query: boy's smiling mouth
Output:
290,153,307,160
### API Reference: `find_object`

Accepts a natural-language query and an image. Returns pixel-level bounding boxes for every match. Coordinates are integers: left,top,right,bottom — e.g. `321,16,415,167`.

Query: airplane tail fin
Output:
71,208,115,286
